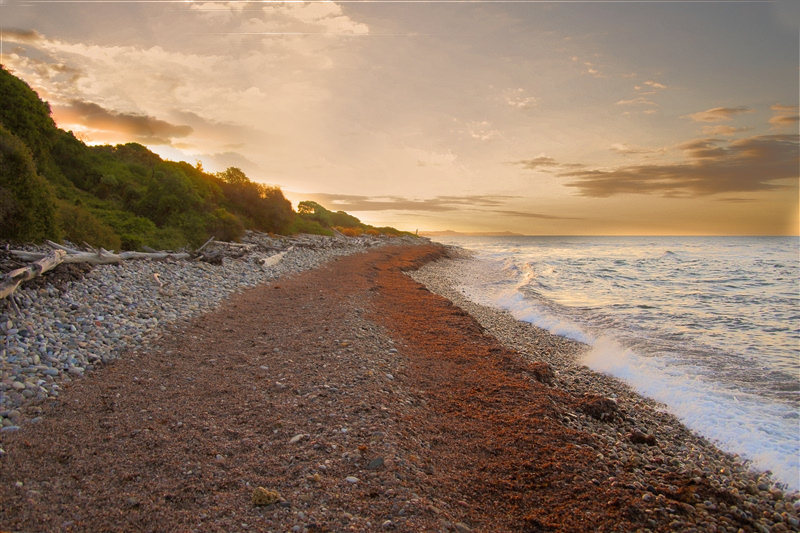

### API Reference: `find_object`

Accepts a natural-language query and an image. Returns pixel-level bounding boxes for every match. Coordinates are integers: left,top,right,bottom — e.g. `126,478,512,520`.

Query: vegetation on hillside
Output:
0,65,414,249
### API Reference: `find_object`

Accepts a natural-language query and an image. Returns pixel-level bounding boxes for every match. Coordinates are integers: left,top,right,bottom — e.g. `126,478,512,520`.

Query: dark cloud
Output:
556,134,798,198
53,99,193,145
2,29,42,42
293,193,519,213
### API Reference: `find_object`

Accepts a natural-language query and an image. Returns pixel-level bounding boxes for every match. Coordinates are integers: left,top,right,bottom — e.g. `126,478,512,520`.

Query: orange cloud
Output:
769,104,799,128
685,106,753,122
53,99,193,145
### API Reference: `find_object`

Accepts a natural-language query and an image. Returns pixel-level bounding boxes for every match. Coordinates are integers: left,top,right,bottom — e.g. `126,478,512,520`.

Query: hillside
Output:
0,66,410,249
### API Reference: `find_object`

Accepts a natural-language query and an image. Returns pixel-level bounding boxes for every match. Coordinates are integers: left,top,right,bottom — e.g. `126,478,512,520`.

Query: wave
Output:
583,338,800,491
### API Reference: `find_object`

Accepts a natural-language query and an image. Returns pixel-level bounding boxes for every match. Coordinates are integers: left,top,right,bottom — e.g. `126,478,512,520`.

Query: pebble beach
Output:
0,238,797,533
0,233,410,430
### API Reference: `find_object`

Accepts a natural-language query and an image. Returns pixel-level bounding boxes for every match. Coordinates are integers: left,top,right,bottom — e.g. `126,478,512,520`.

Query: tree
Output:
0,125,60,242
216,167,250,186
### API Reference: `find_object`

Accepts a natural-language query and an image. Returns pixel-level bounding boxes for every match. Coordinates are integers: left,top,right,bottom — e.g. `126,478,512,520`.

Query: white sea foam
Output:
583,338,800,491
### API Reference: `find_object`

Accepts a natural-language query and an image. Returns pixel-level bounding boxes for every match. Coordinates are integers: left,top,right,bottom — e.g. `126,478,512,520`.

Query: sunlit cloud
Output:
685,106,753,122
644,80,667,90
701,125,751,136
504,88,538,110
609,143,667,156
464,121,500,141
615,97,657,106
558,134,799,198
188,1,369,35
769,104,799,128
53,99,193,145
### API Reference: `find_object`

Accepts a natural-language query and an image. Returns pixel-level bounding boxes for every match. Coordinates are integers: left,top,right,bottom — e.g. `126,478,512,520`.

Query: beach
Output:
0,242,797,533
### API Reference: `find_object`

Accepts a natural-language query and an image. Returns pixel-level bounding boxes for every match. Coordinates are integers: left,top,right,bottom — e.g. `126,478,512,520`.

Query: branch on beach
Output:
1,249,67,299
2,242,190,299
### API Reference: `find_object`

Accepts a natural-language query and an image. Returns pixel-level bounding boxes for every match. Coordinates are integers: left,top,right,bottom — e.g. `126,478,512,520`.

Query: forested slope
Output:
0,66,409,249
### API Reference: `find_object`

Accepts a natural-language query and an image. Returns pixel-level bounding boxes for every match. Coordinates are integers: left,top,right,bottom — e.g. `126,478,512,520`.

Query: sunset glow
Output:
2,0,798,235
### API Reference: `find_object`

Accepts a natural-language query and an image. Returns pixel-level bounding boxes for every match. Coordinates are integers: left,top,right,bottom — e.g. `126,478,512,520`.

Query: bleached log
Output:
256,246,293,269
9,249,190,264
1,250,67,299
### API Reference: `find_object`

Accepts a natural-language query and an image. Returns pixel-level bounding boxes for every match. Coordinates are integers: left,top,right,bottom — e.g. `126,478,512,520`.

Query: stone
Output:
345,476,359,484
367,457,385,470
251,487,281,506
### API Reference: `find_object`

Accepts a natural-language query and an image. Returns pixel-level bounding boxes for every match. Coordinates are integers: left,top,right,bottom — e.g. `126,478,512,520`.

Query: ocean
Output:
427,235,800,491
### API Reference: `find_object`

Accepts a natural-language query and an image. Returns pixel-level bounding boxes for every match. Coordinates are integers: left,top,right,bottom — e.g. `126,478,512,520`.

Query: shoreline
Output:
411,248,800,493
0,243,797,532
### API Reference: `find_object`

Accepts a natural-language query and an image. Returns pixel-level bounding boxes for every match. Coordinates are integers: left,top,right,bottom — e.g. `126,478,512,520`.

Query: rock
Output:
251,487,281,506
528,361,556,385
578,393,618,420
366,456,385,470
454,522,472,533
345,476,360,484
629,429,657,446
289,434,306,444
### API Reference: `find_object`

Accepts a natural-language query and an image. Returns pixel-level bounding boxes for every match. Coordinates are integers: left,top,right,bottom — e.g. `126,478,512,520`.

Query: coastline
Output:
0,243,797,532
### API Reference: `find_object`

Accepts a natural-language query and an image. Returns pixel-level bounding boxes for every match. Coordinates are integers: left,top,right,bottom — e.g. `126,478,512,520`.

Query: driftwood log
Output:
0,250,67,300
2,237,294,299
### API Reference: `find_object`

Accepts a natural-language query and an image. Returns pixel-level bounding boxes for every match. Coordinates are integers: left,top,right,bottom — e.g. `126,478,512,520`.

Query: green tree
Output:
216,167,250,186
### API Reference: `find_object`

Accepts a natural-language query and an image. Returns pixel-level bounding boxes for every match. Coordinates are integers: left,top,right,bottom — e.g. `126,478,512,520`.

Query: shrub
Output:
0,125,60,242
56,200,121,250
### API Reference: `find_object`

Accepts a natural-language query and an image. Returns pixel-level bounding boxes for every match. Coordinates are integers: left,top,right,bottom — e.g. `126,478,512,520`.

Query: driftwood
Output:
2,235,295,299
0,250,67,299
256,247,294,269
2,242,189,299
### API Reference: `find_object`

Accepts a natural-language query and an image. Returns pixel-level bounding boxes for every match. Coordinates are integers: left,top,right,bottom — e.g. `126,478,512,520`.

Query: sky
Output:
2,0,798,235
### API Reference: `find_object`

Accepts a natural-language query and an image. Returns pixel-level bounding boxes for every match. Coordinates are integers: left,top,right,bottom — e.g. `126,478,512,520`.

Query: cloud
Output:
293,193,518,213
52,99,193,145
634,80,668,95
491,210,582,221
407,147,457,168
557,134,799,198
508,156,584,171
2,29,42,42
464,121,500,141
701,125,751,136
685,106,753,122
609,143,666,156
615,97,657,106
769,104,799,128
643,80,667,90
188,1,369,35
504,88,538,110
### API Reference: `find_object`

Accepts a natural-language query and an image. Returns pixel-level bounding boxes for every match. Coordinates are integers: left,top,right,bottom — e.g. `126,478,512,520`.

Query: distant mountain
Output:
419,230,526,237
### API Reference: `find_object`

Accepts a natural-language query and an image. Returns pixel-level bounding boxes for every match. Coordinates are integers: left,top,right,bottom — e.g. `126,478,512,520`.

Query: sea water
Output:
429,236,800,491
